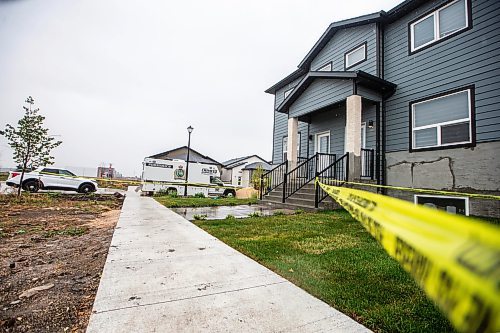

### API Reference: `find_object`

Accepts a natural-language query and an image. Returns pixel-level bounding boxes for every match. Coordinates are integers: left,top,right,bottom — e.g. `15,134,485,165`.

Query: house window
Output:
415,195,469,215
282,136,288,162
345,43,366,69
410,0,469,52
282,133,301,161
411,88,472,150
237,176,242,186
284,88,293,99
317,62,332,71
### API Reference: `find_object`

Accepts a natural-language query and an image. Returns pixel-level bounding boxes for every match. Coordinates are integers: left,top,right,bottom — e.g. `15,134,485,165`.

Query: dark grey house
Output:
264,0,499,217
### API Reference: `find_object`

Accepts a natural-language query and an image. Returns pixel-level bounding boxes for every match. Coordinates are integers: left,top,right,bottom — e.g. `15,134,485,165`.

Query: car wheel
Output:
23,180,40,193
79,183,95,194
224,190,236,198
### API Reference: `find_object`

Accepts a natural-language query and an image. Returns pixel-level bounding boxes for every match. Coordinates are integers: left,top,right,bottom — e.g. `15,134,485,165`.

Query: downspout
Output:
307,118,310,158
380,21,387,192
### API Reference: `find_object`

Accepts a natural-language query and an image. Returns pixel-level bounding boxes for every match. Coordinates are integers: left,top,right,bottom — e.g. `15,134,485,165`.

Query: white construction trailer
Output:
141,157,237,197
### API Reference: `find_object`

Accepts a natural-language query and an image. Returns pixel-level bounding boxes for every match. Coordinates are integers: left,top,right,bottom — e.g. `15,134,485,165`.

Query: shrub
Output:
273,210,285,216
226,214,236,220
248,212,261,218
294,209,305,215
193,214,207,220
194,192,205,198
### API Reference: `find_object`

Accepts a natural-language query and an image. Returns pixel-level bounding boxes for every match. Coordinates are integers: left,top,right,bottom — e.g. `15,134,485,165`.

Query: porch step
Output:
261,182,340,210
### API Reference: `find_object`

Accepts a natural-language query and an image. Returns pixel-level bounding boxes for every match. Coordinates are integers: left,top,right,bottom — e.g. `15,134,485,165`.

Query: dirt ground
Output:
0,193,124,333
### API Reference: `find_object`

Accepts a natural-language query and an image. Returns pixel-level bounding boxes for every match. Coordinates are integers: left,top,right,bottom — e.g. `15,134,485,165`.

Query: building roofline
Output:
264,0,429,95
297,11,385,69
223,155,269,168
276,70,396,113
264,68,307,94
148,146,221,165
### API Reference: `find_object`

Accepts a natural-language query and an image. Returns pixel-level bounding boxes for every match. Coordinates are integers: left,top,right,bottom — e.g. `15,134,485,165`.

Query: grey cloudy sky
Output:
0,0,401,176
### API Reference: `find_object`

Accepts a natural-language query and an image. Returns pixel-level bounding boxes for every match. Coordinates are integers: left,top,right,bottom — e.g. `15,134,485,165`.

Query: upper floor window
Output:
284,87,293,99
344,43,367,70
411,88,473,150
410,0,469,53
317,62,332,71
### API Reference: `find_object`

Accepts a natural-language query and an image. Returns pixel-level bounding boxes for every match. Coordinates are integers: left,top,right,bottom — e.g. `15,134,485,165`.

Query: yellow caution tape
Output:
316,179,500,333
325,179,500,201
35,172,236,190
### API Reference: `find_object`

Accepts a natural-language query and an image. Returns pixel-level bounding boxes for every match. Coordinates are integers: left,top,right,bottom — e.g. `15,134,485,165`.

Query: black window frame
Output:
283,87,294,99
414,194,469,216
408,85,476,153
316,61,333,72
344,42,367,70
407,0,472,55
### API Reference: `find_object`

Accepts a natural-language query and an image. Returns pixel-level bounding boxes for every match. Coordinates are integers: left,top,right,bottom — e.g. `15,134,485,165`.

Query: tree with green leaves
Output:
251,165,267,190
0,96,62,195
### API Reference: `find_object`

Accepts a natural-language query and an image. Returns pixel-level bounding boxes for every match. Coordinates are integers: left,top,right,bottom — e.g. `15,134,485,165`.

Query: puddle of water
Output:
171,205,294,220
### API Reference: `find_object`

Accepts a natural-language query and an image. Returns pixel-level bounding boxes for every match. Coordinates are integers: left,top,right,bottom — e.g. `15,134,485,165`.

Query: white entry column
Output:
345,95,362,156
287,117,299,169
345,95,362,180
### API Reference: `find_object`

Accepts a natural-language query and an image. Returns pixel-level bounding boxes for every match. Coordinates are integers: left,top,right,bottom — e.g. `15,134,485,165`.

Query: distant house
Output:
149,146,222,169
242,162,272,188
221,155,270,187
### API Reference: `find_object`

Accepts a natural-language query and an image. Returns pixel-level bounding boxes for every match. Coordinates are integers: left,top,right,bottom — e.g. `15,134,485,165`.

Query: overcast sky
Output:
0,0,401,176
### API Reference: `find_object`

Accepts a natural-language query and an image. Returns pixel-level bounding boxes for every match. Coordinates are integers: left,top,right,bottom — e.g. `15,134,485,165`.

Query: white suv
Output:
6,167,98,193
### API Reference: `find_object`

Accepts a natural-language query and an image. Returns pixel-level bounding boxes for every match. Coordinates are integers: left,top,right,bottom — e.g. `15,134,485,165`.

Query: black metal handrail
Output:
259,160,287,199
315,153,349,207
361,148,374,179
284,153,336,199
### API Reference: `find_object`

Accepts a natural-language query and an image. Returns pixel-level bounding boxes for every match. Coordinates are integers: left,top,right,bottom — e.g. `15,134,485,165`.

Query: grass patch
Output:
194,210,456,332
0,172,8,181
155,196,258,208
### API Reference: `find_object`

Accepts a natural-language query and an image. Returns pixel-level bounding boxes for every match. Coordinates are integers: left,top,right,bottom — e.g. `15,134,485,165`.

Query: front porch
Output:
264,71,395,209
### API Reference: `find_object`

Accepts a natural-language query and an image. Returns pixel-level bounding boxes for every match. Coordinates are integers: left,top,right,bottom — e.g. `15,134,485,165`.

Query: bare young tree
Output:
1,96,62,195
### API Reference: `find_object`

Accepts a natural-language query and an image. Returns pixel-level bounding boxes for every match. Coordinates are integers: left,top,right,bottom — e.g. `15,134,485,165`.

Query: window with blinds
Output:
411,89,472,149
410,0,469,52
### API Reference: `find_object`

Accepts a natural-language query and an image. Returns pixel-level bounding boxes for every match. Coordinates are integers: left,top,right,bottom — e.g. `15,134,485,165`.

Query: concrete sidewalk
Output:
86,190,370,333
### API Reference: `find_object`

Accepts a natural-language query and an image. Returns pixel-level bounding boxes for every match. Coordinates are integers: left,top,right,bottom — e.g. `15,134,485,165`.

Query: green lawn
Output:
155,196,258,208
194,210,455,333
0,172,8,181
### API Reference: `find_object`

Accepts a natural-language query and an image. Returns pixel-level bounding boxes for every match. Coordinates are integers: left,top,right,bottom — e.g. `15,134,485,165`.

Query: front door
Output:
315,131,331,172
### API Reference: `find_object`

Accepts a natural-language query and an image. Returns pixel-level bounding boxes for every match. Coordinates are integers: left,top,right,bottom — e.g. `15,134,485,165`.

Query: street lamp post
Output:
184,126,194,196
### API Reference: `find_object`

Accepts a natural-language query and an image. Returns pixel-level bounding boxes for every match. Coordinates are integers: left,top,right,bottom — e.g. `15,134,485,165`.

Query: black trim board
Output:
407,0,473,56
408,85,476,153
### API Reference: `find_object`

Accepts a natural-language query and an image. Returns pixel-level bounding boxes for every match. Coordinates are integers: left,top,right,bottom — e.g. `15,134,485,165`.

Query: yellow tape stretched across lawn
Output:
316,179,500,333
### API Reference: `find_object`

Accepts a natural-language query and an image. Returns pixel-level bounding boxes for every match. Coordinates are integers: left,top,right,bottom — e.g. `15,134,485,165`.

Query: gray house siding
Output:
289,79,352,118
305,102,376,157
384,0,500,152
272,76,305,164
308,107,346,157
362,102,377,150
310,23,378,75
272,110,288,164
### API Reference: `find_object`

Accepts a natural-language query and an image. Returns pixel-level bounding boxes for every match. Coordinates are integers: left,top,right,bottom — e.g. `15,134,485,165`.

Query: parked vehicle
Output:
6,167,98,193
141,157,238,197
